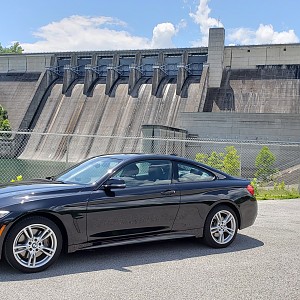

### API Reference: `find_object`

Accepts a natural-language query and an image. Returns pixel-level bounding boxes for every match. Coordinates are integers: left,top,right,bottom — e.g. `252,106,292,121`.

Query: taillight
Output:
247,184,255,196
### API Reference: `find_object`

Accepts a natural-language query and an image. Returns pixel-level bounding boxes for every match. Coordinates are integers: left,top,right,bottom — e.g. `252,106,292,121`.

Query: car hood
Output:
0,179,87,207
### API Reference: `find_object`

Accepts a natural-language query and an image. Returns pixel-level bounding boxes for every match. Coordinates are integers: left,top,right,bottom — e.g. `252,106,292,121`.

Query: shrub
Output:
0,105,12,138
207,151,224,170
251,179,300,200
195,146,241,176
255,146,277,182
223,146,241,176
195,153,209,164
11,175,23,182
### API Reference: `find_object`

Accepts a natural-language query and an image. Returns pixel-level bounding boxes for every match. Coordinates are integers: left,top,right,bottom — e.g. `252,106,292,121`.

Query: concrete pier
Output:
105,54,120,95
128,52,142,96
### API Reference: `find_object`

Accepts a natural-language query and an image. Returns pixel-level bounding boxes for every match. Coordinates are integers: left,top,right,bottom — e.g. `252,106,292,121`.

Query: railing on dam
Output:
1,131,300,187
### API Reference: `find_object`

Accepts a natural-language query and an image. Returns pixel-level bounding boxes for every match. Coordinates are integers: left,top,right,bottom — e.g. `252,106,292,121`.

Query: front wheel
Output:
4,216,62,273
203,205,238,248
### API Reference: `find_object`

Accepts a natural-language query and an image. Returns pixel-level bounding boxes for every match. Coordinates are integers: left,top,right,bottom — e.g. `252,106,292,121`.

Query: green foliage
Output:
0,105,12,137
0,42,24,54
11,175,23,182
1,119,11,130
0,105,8,119
255,146,277,182
196,151,224,169
273,181,285,191
195,146,240,176
250,178,259,195
250,178,300,200
207,151,224,170
223,146,241,176
195,153,209,164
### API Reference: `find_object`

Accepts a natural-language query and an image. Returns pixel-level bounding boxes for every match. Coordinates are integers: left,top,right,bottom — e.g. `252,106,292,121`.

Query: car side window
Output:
177,163,215,182
114,160,172,187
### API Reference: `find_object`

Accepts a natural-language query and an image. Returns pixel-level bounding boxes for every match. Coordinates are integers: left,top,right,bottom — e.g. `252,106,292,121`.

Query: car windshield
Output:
55,157,122,185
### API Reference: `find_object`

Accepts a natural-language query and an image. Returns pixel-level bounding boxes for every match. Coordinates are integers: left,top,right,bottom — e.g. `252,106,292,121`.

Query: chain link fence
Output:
1,130,300,187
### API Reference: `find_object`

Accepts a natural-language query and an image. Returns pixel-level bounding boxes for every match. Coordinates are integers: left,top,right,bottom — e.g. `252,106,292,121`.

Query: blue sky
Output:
1,0,299,52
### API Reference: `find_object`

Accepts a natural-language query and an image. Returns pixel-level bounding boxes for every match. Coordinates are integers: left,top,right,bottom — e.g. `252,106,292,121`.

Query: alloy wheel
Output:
12,223,58,269
210,210,236,245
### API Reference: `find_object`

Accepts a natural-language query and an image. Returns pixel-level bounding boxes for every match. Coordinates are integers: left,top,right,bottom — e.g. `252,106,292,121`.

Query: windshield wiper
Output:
45,176,65,183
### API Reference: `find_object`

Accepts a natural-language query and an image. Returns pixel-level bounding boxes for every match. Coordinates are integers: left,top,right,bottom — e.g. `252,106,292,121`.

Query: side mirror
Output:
102,178,126,189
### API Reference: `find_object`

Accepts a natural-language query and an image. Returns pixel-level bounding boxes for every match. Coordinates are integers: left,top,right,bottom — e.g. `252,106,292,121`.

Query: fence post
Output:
66,134,70,168
165,138,169,155
299,144,300,192
240,143,243,177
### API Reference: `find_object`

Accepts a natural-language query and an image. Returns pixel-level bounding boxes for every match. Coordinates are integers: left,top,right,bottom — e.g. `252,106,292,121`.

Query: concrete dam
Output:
1,28,300,164
0,47,209,161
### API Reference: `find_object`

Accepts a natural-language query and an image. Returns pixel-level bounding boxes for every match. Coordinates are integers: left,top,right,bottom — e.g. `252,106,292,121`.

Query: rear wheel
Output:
203,205,238,248
4,216,62,273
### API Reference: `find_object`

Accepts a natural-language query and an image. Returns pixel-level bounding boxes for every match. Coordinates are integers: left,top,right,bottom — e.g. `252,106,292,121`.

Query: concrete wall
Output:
0,54,52,73
206,67,300,114
0,73,42,129
224,44,300,69
142,125,187,156
179,112,300,142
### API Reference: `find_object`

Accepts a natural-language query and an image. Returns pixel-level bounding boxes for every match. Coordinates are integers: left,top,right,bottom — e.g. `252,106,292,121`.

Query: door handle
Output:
161,190,176,196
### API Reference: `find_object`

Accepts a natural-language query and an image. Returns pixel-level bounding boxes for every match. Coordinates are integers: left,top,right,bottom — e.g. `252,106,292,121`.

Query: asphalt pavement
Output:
0,199,299,300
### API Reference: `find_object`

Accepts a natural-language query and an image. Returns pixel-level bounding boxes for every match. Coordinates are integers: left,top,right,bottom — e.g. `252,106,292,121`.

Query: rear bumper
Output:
239,197,258,229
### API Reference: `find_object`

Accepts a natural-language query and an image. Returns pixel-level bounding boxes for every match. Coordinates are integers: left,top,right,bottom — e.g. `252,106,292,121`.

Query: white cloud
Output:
21,15,180,53
227,28,255,46
21,15,151,52
151,23,177,48
189,0,223,46
228,24,299,45
177,19,188,31
189,0,299,46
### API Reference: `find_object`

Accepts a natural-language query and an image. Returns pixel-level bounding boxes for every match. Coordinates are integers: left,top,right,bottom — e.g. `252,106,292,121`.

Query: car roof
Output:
99,153,180,161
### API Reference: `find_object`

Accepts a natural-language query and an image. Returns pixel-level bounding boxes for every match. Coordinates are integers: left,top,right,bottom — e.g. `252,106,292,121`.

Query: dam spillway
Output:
19,75,207,162
4,48,208,162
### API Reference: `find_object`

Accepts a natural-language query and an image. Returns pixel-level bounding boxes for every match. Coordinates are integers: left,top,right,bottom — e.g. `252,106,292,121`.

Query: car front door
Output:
87,159,180,243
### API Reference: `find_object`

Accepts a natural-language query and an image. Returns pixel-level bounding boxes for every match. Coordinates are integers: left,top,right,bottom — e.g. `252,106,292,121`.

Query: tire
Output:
4,216,62,273
203,205,238,248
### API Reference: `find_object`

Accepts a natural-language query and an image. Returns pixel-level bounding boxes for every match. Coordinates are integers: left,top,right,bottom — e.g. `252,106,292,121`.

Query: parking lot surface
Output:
0,199,299,300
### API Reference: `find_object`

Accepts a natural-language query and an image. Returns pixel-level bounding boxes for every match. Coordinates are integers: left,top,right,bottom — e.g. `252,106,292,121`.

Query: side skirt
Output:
69,233,196,253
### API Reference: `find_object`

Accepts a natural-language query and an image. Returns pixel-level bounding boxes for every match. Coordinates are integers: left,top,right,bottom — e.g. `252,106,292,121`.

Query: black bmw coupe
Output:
0,154,257,273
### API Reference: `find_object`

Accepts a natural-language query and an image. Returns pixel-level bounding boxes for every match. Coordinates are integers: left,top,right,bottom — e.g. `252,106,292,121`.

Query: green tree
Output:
255,146,277,182
195,153,209,164
223,146,241,176
196,151,223,169
0,105,12,137
207,151,224,170
195,146,240,176
0,105,8,119
0,42,24,54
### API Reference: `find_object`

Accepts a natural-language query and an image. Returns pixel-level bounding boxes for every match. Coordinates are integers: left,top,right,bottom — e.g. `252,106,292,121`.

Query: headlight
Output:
0,211,10,218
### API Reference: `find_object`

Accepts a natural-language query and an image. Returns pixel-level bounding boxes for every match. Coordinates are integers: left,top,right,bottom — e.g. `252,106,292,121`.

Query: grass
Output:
256,189,300,200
